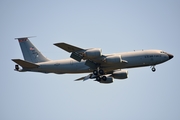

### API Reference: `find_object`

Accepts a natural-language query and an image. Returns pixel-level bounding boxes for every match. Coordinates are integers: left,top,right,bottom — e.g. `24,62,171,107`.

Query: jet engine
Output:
104,55,121,64
83,48,102,59
99,76,113,84
112,70,128,79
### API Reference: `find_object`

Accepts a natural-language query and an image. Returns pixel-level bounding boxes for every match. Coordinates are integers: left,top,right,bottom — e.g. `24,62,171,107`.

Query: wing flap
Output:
12,59,39,68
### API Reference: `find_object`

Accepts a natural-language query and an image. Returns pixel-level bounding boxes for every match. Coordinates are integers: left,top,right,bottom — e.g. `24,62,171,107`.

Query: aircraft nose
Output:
168,53,174,59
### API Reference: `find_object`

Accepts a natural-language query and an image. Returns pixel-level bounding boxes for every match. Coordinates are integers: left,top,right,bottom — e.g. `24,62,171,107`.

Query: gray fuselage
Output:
26,49,171,74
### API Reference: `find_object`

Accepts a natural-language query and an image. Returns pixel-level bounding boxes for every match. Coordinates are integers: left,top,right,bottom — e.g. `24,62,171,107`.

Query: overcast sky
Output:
1,0,180,120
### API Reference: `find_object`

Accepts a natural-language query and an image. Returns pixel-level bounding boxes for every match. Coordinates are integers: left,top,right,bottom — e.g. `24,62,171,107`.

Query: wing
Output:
54,42,128,69
54,42,86,62
75,74,96,81
54,42,84,53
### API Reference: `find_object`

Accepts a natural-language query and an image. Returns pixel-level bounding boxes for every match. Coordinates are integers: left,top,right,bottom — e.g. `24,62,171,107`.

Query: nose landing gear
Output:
151,66,156,72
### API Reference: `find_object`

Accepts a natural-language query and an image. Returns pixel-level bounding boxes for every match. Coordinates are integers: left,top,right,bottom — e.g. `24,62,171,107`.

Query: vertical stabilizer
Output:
15,37,49,63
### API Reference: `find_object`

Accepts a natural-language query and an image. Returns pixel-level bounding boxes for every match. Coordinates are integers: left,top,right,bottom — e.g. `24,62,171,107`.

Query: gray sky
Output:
1,0,180,120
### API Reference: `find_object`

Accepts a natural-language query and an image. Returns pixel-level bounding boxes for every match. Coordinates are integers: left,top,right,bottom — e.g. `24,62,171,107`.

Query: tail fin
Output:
15,37,50,63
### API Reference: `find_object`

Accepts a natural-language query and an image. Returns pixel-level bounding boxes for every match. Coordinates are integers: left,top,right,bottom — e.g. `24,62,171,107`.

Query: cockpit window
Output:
160,51,168,54
160,51,165,53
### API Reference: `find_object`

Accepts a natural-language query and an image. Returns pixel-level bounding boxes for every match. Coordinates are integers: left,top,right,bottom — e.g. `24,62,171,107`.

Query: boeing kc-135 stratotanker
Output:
12,37,173,84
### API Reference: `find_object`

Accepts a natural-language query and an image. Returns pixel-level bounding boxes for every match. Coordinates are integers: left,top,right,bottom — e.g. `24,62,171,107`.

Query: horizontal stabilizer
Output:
12,59,39,68
54,42,83,52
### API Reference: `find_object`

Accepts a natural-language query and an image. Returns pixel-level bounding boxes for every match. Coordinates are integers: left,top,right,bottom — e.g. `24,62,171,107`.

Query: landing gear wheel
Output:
152,67,156,72
93,69,104,75
102,76,107,81
93,70,98,75
96,76,101,81
99,69,104,75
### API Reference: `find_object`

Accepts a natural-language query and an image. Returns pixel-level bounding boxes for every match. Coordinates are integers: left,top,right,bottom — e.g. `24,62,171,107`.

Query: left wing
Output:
54,42,105,69
54,42,127,69
54,42,86,62
54,42,84,53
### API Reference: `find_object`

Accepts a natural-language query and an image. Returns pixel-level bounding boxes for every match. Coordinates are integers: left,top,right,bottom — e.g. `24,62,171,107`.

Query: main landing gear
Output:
151,66,156,72
93,69,104,76
93,69,107,81
96,75,107,81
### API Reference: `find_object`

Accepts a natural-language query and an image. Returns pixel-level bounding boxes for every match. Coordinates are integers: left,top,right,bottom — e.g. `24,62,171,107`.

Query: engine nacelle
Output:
84,48,102,59
100,77,113,84
104,55,121,64
112,70,128,79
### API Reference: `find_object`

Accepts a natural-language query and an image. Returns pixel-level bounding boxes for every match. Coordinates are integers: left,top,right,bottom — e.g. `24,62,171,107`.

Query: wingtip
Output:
11,59,20,61
53,42,64,46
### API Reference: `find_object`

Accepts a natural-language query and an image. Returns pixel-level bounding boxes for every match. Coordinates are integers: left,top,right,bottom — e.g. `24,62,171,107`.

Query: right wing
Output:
75,74,96,81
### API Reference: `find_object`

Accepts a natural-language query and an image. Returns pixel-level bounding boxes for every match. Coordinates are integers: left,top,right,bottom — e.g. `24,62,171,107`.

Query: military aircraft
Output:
12,37,173,83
